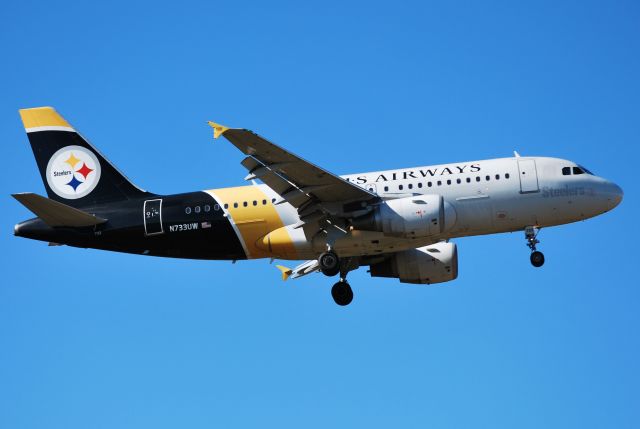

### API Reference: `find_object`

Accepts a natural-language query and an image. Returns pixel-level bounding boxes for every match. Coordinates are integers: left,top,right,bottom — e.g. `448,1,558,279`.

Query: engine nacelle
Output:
353,195,456,238
369,241,458,284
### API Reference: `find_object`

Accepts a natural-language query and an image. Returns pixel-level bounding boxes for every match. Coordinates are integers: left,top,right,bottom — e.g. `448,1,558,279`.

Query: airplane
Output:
13,107,623,306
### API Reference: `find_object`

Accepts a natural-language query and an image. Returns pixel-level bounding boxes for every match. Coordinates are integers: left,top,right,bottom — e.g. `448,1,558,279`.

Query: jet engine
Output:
352,195,456,238
369,241,458,284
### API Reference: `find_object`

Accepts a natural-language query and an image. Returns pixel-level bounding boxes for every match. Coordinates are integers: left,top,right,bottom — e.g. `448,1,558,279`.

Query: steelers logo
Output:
46,145,101,199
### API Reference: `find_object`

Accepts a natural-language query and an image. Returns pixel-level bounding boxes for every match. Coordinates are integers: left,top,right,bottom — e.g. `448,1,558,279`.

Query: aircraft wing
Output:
209,123,379,217
275,259,320,281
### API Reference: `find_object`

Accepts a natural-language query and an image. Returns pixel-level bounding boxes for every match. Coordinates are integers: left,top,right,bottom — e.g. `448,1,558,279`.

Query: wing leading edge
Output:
208,122,378,215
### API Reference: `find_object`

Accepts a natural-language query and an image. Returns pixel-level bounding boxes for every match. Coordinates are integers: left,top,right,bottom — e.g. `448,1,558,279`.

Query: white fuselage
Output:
254,156,622,260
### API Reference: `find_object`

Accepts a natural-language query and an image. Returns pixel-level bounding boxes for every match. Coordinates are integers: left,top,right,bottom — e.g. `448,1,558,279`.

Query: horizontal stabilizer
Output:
12,193,107,227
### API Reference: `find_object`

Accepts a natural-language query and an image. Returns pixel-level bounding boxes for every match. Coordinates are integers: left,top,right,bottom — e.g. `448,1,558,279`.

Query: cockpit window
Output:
578,165,594,175
563,165,594,176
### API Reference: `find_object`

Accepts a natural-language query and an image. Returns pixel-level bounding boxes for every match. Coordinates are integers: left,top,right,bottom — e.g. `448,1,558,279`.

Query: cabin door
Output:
144,199,164,236
517,159,539,193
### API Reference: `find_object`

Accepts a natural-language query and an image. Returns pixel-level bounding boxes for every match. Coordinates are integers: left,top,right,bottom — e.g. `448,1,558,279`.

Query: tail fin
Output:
19,107,149,208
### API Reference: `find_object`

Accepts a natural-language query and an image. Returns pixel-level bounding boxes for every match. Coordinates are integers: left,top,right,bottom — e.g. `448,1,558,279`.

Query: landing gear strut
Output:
525,226,545,267
318,250,356,306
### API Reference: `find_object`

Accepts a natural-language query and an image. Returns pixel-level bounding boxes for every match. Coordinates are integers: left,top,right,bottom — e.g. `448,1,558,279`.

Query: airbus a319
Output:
13,107,623,305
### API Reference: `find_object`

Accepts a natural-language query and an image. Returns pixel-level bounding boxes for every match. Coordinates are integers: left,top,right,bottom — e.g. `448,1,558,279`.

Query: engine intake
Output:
353,195,456,238
369,241,458,284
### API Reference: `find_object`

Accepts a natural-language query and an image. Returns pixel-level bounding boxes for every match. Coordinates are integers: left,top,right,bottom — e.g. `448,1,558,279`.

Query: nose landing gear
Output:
525,226,545,267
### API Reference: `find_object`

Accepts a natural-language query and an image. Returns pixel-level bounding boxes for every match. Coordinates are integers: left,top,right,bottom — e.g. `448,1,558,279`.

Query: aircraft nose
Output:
605,181,623,210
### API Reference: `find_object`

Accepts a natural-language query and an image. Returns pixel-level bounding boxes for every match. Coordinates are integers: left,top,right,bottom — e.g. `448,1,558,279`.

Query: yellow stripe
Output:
19,106,72,129
208,185,297,259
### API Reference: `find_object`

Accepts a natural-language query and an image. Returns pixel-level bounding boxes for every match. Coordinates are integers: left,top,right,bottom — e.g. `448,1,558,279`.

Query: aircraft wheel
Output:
530,251,545,267
319,251,340,277
331,281,353,306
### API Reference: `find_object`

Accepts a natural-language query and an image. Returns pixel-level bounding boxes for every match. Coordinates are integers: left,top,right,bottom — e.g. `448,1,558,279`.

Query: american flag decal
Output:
201,221,212,229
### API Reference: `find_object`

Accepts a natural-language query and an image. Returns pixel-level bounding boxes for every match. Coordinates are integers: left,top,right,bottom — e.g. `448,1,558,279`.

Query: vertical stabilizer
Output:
19,107,150,208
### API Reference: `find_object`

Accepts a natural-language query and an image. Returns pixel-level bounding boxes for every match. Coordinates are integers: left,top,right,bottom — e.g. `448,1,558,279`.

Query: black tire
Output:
331,281,353,306
319,251,340,277
530,251,545,267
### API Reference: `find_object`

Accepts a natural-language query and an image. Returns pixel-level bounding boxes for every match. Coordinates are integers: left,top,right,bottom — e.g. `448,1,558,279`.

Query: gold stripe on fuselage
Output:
206,186,297,259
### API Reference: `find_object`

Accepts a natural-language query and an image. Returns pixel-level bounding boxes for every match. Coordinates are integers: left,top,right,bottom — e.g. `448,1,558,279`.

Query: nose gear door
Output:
517,159,539,193
144,199,164,235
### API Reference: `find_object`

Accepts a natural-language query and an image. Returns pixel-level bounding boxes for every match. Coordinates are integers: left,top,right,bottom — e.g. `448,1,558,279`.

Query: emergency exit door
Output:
517,159,539,193
144,199,164,235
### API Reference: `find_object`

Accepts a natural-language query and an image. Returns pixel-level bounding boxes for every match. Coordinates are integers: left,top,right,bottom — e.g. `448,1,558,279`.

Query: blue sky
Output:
1,1,638,427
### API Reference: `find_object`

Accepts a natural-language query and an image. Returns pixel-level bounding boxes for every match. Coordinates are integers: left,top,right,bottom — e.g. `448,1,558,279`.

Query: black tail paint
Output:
20,107,150,208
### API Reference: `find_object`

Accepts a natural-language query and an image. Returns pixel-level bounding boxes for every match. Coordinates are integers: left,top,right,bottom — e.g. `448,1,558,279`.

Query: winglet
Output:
275,265,293,281
207,121,229,139
514,150,521,158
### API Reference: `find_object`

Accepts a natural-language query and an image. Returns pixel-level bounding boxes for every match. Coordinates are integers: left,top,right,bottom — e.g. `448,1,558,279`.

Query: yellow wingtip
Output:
207,121,229,139
275,265,293,281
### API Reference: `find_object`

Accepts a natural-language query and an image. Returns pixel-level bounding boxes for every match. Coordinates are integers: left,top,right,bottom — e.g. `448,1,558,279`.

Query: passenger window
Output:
214,204,220,211
233,203,238,208
505,173,510,179
456,178,461,184
476,177,481,182
399,185,403,190
384,186,389,192
224,203,229,209
466,177,471,183
485,175,490,181
562,167,571,175
204,204,211,212
253,200,258,206
271,198,276,203
418,183,423,188
195,206,201,213
185,207,192,214
262,199,267,205
243,201,248,207
573,167,584,175
446,179,451,185
428,182,432,187
437,180,442,186
408,184,413,189
495,174,500,180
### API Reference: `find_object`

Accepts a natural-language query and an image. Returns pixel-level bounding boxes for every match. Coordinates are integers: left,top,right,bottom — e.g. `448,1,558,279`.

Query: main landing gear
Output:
525,226,545,268
331,280,353,306
319,250,354,306
319,251,340,277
